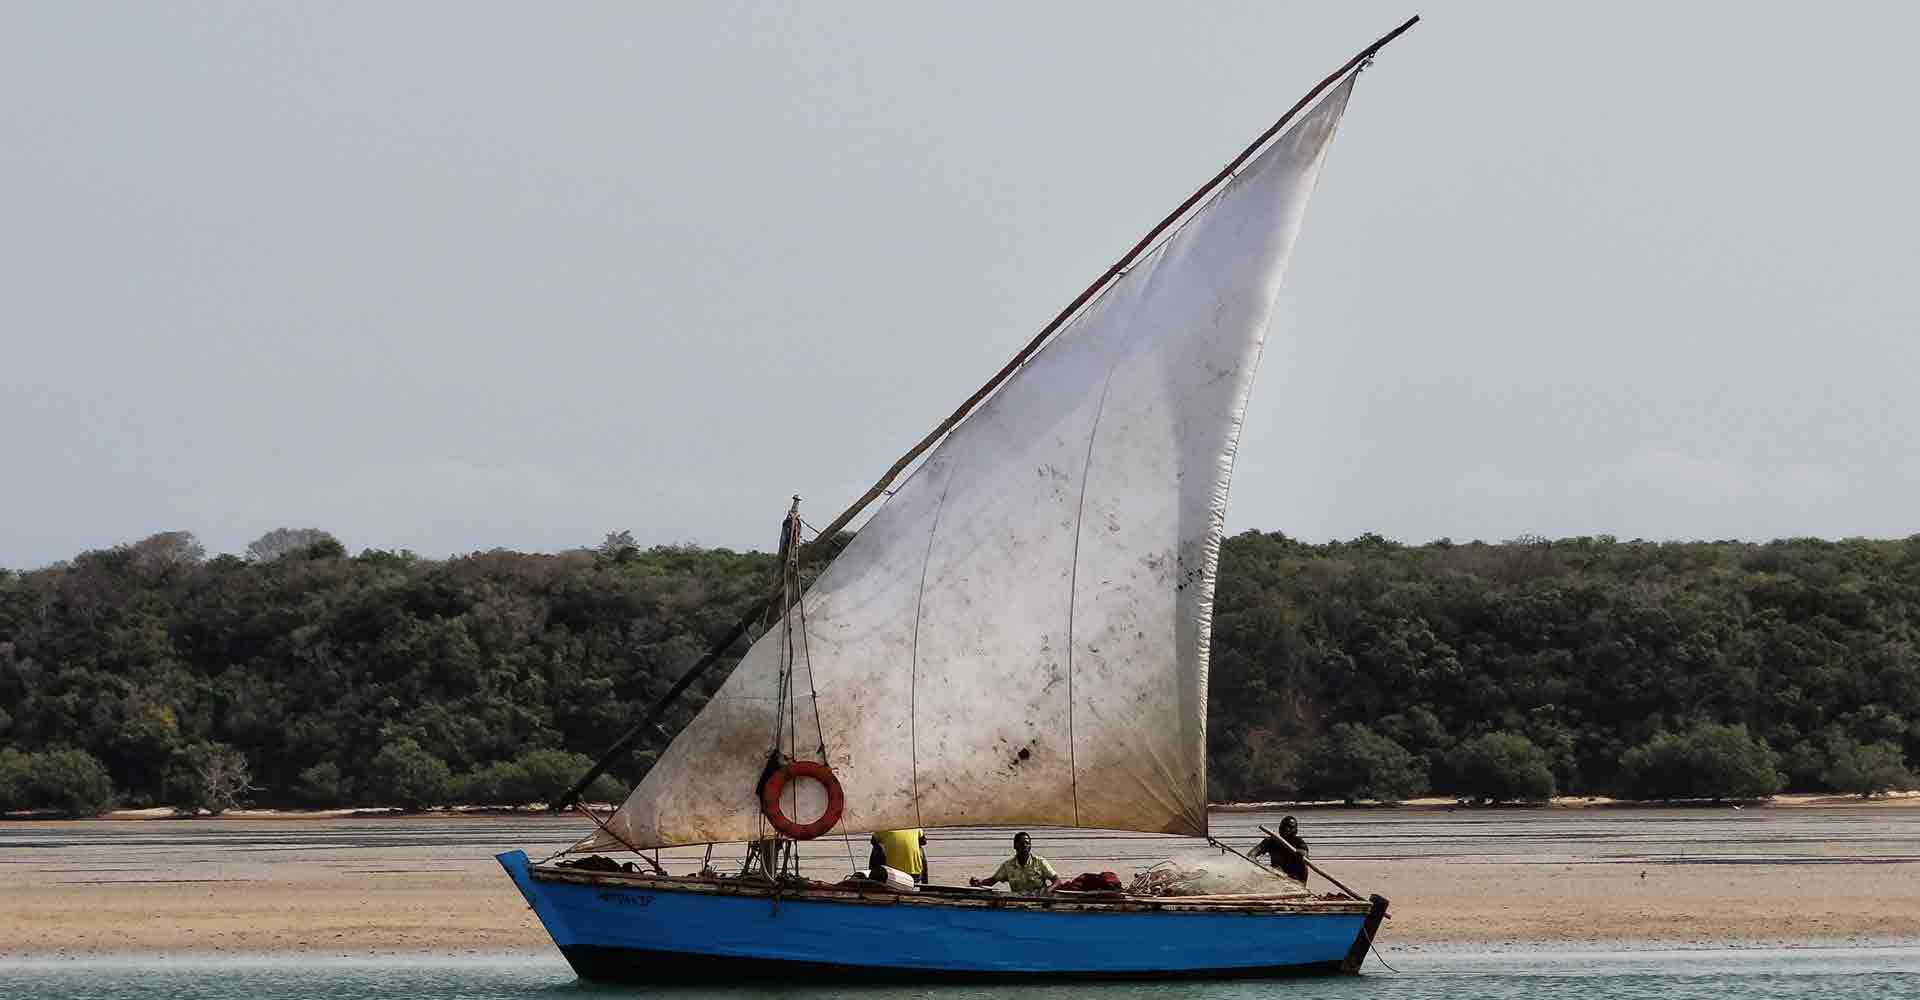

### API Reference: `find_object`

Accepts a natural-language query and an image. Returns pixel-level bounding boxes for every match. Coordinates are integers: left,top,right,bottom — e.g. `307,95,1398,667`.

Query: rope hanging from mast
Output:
758,498,846,845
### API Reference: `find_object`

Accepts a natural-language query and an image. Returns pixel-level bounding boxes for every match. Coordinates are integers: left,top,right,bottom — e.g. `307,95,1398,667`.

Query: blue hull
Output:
498,851,1387,982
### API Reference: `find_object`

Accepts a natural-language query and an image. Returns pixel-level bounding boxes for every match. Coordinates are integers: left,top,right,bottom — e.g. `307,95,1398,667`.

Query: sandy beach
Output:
3,802,1917,956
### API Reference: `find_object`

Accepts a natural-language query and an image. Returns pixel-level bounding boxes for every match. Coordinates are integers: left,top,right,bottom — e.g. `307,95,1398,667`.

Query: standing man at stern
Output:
1253,815,1311,884
970,832,1058,893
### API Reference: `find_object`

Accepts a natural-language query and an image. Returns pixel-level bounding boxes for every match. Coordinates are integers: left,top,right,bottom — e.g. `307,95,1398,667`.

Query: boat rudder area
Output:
1340,894,1390,974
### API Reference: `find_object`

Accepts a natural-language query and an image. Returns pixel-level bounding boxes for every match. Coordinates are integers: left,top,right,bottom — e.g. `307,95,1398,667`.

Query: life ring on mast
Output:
760,760,844,840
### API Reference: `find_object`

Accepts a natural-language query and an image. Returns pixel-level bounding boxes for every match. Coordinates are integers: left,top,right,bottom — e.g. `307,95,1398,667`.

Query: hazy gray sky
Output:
5,2,1916,568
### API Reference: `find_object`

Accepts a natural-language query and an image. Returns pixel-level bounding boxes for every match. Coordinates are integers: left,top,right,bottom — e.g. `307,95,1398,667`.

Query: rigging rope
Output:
1368,934,1401,973
796,575,827,764
756,500,851,883
790,568,855,874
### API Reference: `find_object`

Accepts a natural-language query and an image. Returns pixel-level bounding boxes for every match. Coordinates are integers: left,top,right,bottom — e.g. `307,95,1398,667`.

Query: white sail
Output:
578,76,1356,852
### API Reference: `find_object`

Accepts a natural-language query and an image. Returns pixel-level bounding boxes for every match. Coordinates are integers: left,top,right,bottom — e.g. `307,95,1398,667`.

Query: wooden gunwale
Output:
528,863,1372,916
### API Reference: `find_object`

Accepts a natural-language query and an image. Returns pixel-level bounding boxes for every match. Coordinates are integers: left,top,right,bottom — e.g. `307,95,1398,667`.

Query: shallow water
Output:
4,947,1918,1000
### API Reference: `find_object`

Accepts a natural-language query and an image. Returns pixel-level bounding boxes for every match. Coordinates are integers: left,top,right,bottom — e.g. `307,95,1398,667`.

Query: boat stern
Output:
1339,894,1390,974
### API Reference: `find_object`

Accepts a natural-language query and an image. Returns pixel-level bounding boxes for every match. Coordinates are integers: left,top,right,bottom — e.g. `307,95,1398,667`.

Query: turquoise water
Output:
3,947,1917,1000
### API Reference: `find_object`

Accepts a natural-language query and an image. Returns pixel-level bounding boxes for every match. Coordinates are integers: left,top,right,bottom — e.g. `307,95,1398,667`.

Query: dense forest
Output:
3,528,1917,817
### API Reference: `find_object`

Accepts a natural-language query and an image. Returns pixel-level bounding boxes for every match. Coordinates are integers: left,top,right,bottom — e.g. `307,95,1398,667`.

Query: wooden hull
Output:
498,851,1389,983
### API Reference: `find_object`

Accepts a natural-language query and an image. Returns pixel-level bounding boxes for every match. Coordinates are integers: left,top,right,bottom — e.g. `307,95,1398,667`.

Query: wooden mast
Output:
554,15,1421,812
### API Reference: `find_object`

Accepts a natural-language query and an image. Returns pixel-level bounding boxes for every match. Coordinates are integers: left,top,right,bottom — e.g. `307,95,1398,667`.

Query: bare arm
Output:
970,861,1008,888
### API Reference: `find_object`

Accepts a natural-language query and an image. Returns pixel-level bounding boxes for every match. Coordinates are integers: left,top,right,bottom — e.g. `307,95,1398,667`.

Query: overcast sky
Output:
5,2,1916,568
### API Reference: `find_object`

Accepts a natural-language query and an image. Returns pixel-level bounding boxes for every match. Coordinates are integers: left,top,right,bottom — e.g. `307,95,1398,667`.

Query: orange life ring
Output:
759,759,844,840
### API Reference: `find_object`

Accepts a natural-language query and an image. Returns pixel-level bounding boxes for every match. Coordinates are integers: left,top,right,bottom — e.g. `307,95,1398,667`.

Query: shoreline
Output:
1217,791,1920,811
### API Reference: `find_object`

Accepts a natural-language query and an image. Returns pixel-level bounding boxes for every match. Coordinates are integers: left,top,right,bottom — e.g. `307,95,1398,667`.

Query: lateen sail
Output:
578,76,1356,852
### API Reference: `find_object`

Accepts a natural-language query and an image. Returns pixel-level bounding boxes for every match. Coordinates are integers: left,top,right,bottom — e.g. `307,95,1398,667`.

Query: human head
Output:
1013,832,1031,859
1280,815,1298,836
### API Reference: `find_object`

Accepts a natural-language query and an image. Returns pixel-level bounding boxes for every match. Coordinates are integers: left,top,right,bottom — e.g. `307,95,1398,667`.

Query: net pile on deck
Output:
1128,849,1312,898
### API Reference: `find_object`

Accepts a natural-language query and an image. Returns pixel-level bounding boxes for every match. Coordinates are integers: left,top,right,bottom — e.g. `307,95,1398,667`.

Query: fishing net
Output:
1127,848,1311,897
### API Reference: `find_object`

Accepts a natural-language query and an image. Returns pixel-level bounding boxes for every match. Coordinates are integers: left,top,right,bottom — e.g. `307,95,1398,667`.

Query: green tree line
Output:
1207,532,1920,804
2,529,1916,816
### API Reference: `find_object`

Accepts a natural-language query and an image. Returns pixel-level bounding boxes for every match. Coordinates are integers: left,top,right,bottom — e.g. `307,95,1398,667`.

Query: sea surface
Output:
3,946,1917,999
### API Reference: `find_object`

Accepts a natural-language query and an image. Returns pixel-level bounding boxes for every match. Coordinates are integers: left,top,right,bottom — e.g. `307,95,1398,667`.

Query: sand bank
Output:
3,807,1916,955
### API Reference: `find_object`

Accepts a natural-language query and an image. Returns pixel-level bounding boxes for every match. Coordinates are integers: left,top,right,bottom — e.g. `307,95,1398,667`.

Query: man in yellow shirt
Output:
869,829,928,884
970,832,1058,893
